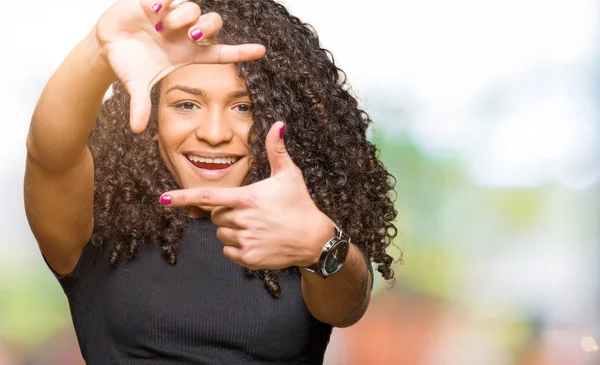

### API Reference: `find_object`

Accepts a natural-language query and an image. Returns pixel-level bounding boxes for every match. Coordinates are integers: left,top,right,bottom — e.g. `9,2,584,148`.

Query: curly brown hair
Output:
89,0,398,297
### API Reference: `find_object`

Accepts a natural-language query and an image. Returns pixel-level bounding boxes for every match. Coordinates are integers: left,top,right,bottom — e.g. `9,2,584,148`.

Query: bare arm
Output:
161,122,373,327
25,0,268,277
25,31,115,275
300,222,372,328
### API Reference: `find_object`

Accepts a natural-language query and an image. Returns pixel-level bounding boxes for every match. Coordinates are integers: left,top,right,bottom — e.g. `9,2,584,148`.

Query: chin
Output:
182,176,245,189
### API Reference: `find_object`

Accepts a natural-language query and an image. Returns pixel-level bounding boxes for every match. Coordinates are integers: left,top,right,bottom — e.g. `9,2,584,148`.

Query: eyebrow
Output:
165,85,249,98
229,90,250,98
165,85,205,96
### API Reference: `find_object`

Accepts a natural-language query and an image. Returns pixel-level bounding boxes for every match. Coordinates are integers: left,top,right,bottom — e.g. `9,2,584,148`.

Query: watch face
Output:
323,240,349,275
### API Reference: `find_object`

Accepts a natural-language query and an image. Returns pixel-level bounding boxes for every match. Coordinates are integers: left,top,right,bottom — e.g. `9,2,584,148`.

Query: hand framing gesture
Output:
95,0,266,132
160,122,334,270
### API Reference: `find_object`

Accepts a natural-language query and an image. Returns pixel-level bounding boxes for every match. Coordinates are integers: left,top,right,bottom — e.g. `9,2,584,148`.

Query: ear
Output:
152,132,158,142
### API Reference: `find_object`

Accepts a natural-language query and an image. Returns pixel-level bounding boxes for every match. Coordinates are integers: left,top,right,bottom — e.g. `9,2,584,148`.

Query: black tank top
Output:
53,218,332,364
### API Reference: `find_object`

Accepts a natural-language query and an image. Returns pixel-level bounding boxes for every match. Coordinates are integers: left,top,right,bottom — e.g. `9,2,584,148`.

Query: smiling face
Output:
156,63,253,195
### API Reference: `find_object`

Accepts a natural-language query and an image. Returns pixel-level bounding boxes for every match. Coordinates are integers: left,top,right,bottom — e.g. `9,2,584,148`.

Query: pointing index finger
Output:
160,186,247,208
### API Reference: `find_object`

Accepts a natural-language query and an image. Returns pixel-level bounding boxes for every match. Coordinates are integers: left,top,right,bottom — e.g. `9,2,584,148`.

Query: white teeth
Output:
187,155,239,164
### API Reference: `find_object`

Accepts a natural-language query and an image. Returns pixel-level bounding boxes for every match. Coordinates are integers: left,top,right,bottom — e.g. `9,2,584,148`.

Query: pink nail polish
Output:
279,124,286,139
160,195,172,205
155,22,164,32
190,28,203,41
151,2,163,13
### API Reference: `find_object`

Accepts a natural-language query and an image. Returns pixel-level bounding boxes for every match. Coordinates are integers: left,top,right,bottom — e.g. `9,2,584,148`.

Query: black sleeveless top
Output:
52,218,332,364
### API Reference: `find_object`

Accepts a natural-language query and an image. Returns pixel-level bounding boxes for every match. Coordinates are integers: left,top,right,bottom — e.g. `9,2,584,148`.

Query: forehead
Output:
160,63,246,92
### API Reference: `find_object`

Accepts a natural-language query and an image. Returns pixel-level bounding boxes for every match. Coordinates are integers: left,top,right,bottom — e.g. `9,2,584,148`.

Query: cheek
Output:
157,115,194,149
233,122,252,150
156,113,192,173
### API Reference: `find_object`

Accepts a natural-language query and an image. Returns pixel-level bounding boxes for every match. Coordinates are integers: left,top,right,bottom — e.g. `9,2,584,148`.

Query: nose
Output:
195,108,234,146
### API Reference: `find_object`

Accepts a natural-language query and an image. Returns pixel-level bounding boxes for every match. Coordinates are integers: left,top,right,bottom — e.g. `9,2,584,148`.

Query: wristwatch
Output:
303,221,350,278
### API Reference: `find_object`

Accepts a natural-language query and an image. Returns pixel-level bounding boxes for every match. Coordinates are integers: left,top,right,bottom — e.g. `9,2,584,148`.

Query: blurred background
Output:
1,0,599,364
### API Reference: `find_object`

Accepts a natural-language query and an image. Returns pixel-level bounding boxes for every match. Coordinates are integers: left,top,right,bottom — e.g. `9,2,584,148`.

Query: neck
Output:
187,206,211,219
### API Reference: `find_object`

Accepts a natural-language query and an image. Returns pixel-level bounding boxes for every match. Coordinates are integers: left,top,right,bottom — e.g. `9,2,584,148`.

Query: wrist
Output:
82,28,116,82
301,216,351,278
297,212,336,268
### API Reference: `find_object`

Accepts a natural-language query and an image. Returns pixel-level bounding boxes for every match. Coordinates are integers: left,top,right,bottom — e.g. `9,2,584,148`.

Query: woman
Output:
25,0,397,363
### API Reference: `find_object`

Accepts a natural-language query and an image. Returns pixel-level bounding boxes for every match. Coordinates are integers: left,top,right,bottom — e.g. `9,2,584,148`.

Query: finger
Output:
141,0,177,17
124,80,152,134
265,121,294,175
223,245,243,266
210,206,236,227
194,43,266,64
216,227,240,247
159,186,248,208
159,1,201,33
186,12,223,43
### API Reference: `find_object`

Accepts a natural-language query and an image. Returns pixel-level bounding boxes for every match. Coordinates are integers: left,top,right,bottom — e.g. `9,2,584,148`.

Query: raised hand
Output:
95,0,266,133
160,122,335,270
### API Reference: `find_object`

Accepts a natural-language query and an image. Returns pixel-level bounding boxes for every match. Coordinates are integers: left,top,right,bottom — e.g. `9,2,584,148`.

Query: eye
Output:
173,101,199,111
233,103,252,113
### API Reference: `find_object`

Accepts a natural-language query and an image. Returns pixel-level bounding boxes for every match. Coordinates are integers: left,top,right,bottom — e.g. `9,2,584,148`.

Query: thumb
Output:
265,121,293,175
124,80,152,134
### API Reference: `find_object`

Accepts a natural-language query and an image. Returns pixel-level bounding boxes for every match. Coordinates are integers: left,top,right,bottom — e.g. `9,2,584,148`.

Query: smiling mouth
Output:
185,155,240,170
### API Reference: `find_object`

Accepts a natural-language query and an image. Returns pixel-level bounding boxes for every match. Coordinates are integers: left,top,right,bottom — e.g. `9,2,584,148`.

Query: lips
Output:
189,160,231,170
184,154,244,181
185,154,240,169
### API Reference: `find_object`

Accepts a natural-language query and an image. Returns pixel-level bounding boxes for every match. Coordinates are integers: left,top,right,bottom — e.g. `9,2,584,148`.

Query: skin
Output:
25,0,264,275
162,118,373,327
158,63,372,326
156,64,253,216
25,0,371,328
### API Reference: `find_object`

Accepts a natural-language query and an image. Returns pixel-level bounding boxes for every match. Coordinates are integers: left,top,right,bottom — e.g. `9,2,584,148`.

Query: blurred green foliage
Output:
0,259,71,349
0,129,577,363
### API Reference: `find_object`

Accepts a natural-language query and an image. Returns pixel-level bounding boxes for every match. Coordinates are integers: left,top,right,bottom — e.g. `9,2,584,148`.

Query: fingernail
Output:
279,123,286,139
151,2,163,13
160,195,172,205
190,28,203,41
155,22,164,32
